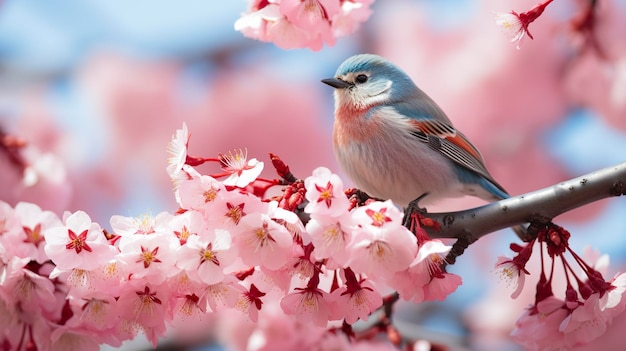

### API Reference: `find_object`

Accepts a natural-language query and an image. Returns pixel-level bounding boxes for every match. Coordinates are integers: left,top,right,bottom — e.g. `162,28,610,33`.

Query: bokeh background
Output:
1,0,626,350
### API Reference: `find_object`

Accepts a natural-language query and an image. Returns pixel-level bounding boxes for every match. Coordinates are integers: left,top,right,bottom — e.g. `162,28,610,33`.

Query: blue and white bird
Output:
321,54,512,210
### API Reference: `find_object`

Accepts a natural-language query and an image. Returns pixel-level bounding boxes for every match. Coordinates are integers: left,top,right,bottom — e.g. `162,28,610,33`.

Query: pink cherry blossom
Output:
306,212,354,266
176,228,236,285
176,174,226,211
115,284,169,347
388,239,459,303
304,167,350,216
71,292,120,332
205,276,243,312
511,296,569,350
10,202,62,264
235,209,294,270
560,293,610,348
116,230,178,285
2,263,57,317
423,271,463,302
206,187,267,230
235,0,373,51
0,201,22,239
494,255,528,299
280,0,339,31
331,0,373,37
167,209,206,246
346,200,417,279
330,277,382,324
220,149,264,188
235,283,266,322
495,12,526,49
234,2,276,42
601,272,626,314
494,0,554,49
166,122,190,179
50,326,101,351
280,278,332,327
109,211,173,236
44,211,117,271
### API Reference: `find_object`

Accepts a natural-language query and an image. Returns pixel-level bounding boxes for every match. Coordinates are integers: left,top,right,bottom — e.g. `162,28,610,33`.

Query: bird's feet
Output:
402,193,429,228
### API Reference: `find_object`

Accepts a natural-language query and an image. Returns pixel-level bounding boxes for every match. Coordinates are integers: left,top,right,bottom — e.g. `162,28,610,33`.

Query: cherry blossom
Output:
304,166,350,216
347,200,417,280
116,230,178,285
176,228,237,285
109,211,173,236
330,270,382,324
280,275,332,327
166,122,190,179
495,0,554,49
493,242,533,299
235,207,294,270
220,149,264,188
44,211,117,271
235,0,374,50
305,212,354,266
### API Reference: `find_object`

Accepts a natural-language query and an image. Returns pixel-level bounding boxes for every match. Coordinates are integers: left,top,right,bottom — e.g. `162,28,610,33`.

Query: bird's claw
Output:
402,193,429,227
407,192,429,212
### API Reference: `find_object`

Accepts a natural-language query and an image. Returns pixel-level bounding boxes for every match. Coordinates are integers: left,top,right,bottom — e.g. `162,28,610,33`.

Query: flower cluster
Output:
235,0,374,51
0,123,460,350
495,224,626,350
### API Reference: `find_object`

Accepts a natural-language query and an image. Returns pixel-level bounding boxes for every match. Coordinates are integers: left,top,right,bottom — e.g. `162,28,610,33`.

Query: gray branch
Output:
420,161,626,241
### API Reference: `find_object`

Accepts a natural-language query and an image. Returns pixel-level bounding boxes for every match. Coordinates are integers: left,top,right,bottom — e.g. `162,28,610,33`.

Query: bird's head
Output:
322,54,417,111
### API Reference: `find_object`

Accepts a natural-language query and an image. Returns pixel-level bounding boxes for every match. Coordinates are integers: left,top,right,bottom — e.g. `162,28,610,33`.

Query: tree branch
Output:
418,161,626,241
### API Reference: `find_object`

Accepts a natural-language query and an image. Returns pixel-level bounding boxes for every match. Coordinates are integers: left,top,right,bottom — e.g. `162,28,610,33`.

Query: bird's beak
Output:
321,77,352,89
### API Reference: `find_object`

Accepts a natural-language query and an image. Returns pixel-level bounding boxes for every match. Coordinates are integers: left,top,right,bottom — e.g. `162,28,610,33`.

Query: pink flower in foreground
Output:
110,211,173,236
8,202,62,264
304,167,350,216
116,232,178,285
494,255,529,299
176,229,236,285
235,208,294,270
306,212,354,266
347,201,417,279
330,277,382,324
281,276,332,327
220,149,264,188
166,122,190,179
116,284,169,347
234,283,266,322
389,240,461,303
176,175,225,211
44,211,117,271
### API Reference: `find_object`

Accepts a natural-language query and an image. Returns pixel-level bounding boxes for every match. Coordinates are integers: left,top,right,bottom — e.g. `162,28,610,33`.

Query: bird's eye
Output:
355,74,368,84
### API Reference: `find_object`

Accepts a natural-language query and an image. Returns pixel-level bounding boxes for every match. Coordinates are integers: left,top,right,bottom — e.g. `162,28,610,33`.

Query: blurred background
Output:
1,0,626,350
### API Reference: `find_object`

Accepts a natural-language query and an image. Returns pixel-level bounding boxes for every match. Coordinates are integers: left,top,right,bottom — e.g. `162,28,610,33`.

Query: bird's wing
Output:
408,119,508,195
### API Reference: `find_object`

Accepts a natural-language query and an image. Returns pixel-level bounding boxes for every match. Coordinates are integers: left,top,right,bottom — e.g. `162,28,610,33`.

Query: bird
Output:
322,54,524,235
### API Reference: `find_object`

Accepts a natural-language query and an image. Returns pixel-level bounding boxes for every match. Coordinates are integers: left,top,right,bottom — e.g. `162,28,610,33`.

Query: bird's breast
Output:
332,108,380,148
